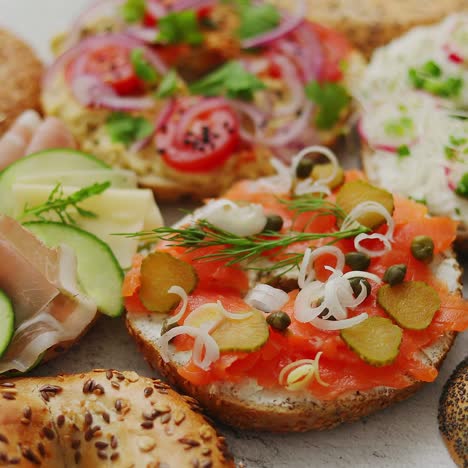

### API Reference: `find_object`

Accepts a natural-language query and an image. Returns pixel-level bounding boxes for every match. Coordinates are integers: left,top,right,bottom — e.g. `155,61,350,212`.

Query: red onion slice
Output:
126,25,159,43
241,0,306,49
147,0,167,17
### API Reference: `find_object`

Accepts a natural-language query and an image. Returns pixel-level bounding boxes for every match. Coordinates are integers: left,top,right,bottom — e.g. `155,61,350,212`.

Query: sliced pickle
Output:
139,252,198,313
311,163,345,190
341,316,403,366
186,305,269,353
377,281,440,330
336,180,394,229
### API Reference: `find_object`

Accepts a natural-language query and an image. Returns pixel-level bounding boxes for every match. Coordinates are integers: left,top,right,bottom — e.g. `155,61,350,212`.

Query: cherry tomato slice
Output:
309,22,352,82
156,98,240,172
77,45,144,96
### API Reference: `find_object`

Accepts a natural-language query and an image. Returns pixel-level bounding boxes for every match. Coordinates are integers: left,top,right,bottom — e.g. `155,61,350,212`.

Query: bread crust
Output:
0,29,42,136
439,356,468,467
0,370,234,467
306,0,467,58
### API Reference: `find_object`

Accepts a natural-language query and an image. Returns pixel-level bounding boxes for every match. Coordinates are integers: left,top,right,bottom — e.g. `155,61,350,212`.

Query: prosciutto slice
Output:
0,216,96,373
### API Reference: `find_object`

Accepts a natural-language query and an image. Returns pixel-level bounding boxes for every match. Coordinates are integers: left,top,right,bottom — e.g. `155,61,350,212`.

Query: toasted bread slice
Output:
0,29,42,136
438,357,468,467
305,0,467,58
126,251,462,432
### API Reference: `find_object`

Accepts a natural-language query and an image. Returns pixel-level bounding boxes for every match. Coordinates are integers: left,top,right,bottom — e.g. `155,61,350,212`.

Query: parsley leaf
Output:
157,10,203,46
121,0,146,23
155,69,179,98
237,1,281,41
408,61,463,98
189,61,266,100
305,80,350,130
397,145,411,158
106,112,153,145
131,48,158,83
456,172,468,198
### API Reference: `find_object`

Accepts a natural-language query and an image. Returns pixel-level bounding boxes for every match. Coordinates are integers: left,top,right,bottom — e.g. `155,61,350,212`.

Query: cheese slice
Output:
16,168,138,188
12,184,163,268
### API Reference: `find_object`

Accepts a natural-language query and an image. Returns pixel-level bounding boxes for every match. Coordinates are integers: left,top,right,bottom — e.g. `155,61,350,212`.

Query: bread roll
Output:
0,370,234,467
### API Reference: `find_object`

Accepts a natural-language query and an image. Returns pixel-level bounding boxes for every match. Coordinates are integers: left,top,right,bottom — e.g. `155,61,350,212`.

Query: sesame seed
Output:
9,457,20,464
102,412,110,424
110,452,119,461
42,427,55,440
23,406,32,420
20,418,30,426
0,453,6,463
57,414,65,427
201,448,212,456
106,370,113,380
115,399,123,412
2,393,15,400
174,411,186,425
74,451,81,464
84,429,94,442
0,383,14,388
110,435,118,450
0,435,8,444
178,438,200,449
93,384,105,395
21,447,40,465
111,381,120,390
97,450,108,460
141,421,154,430
83,379,95,394
37,443,46,457
144,387,154,398
71,440,81,450
160,413,171,424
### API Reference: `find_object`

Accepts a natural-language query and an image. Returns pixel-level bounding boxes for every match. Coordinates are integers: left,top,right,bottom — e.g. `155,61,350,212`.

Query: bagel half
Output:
0,29,42,136
0,370,234,467
306,0,468,58
439,357,468,467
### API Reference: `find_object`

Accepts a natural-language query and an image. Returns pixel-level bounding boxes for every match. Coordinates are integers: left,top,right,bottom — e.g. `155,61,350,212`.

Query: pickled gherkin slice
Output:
336,180,394,229
139,252,198,313
341,316,403,366
377,281,441,330
185,304,269,353
311,163,345,190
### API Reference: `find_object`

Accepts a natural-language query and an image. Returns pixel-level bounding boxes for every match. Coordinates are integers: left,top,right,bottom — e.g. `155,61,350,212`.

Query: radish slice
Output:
443,16,468,64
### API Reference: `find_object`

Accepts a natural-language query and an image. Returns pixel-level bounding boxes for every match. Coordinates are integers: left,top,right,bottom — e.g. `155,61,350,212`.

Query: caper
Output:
411,235,434,262
295,157,315,179
263,214,284,232
349,277,371,298
345,252,371,271
383,264,407,286
266,311,291,331
161,318,179,336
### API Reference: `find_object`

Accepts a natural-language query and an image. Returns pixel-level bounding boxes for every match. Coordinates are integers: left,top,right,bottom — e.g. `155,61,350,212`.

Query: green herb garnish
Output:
456,173,468,198
157,10,203,46
384,116,414,137
106,112,153,145
408,61,463,98
131,48,158,83
21,182,111,225
189,61,266,100
305,80,350,130
237,0,281,41
121,0,146,23
155,69,179,98
281,194,347,219
119,219,368,272
397,145,411,159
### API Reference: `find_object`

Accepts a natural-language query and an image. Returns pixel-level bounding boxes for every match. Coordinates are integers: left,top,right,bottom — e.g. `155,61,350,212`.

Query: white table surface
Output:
1,1,466,466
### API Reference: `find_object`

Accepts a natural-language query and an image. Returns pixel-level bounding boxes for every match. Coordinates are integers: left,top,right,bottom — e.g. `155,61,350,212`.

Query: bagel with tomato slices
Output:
356,14,468,250
42,0,364,200
123,146,468,431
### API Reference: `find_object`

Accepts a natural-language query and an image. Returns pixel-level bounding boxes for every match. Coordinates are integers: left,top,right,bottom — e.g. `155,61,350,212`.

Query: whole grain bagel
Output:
0,370,234,467
439,357,468,467
306,0,468,57
0,29,42,136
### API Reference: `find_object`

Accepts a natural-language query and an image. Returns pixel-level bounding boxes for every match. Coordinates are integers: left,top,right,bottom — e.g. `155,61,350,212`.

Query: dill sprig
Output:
281,193,347,219
120,219,368,271
21,181,111,225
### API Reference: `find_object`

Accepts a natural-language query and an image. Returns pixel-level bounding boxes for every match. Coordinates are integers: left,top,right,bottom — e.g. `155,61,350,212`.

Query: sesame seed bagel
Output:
126,251,462,432
305,0,467,58
0,370,234,467
439,357,468,467
0,29,42,136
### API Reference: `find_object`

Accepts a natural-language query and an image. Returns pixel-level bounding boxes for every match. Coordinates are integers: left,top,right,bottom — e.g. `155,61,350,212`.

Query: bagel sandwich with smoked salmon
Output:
42,0,364,200
0,370,234,467
123,146,468,431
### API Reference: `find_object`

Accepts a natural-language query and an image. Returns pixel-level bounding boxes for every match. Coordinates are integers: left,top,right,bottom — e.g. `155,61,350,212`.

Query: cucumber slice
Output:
0,290,14,358
16,169,137,189
24,222,124,317
0,149,108,216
